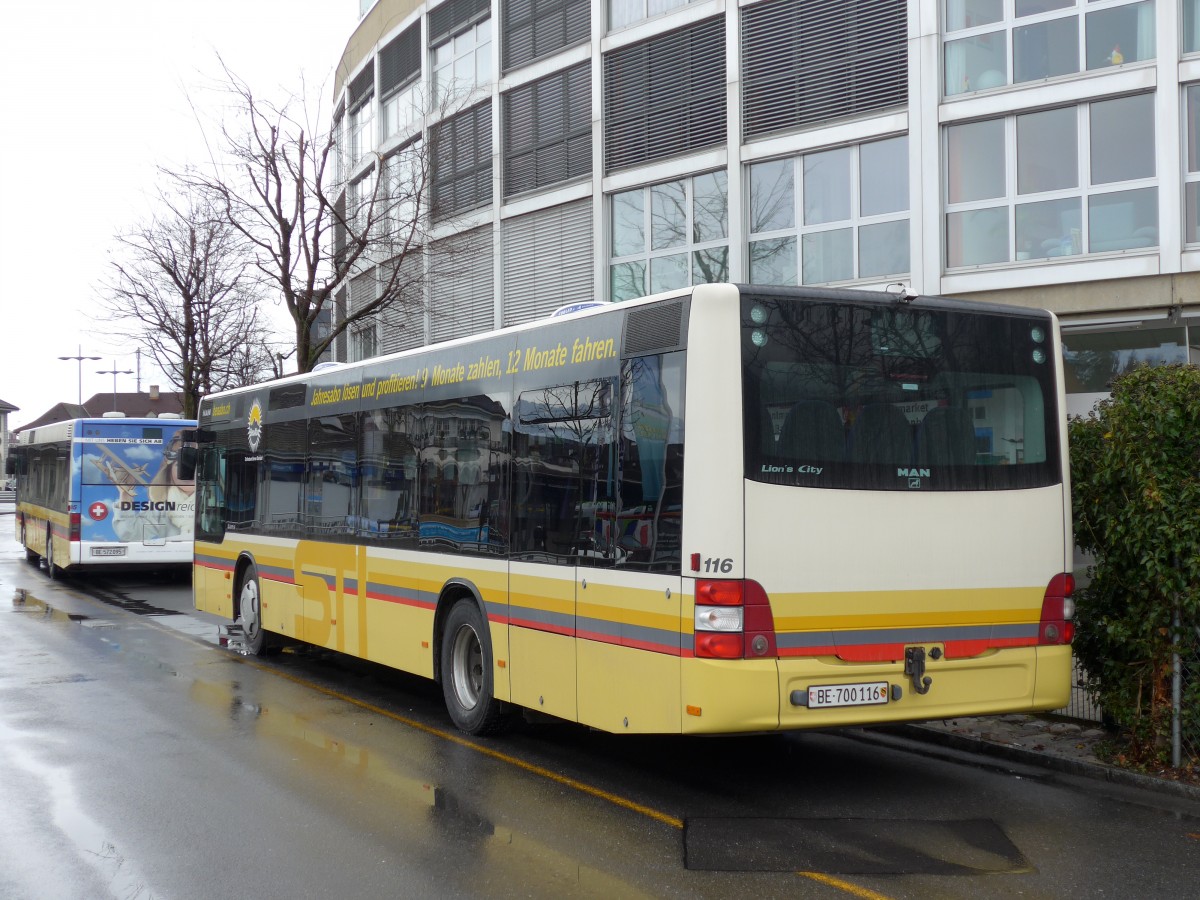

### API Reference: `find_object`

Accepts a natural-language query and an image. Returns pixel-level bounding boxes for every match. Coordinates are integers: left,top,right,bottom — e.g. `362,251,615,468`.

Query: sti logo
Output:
88,501,109,521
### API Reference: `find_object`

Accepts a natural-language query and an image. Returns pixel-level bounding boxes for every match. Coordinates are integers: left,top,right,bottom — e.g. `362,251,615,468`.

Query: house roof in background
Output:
16,392,186,431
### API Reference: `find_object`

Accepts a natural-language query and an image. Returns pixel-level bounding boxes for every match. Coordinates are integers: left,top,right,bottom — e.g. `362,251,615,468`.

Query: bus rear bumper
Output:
680,646,1073,735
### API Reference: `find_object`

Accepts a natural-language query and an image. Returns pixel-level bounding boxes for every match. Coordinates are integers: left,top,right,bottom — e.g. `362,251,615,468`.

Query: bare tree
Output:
175,62,444,374
99,193,272,417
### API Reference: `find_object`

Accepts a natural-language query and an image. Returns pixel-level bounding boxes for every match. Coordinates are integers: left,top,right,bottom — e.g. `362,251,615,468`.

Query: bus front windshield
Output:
741,292,1061,491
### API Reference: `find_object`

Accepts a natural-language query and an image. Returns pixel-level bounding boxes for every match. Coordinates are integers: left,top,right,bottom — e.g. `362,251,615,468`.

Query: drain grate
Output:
684,817,1029,875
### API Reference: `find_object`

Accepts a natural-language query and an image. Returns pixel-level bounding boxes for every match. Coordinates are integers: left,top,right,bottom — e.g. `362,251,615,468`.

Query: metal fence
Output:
1056,623,1199,770
1056,658,1104,724
1174,617,1200,769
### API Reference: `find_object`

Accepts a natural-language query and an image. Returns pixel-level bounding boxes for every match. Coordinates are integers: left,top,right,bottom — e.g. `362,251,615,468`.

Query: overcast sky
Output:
0,0,360,429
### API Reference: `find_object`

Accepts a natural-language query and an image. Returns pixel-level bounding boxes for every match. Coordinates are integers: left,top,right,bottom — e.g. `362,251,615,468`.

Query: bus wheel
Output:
440,599,509,736
236,563,268,656
45,534,58,580
21,526,37,564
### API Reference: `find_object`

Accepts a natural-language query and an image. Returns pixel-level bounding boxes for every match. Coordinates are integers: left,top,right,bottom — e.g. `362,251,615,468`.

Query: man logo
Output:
247,398,264,452
897,467,931,478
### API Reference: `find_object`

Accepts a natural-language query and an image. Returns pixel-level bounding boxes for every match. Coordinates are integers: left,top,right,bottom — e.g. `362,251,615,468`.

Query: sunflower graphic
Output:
247,398,264,452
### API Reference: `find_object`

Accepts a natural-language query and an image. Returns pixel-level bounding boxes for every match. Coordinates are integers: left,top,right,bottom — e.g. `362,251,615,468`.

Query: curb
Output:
850,723,1200,804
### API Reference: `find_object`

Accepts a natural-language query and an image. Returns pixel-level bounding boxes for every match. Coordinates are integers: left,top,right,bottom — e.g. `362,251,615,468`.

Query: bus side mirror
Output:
4,457,16,476
177,446,198,481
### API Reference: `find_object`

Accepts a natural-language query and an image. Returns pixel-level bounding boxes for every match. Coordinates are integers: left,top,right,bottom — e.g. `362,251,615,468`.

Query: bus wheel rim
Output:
240,578,260,638
450,625,483,710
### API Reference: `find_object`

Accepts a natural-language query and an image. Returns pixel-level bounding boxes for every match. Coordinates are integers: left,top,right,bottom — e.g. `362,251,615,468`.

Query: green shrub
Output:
1069,364,1200,763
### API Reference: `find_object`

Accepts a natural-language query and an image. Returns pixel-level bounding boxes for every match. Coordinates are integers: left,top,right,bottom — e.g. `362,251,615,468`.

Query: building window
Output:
431,102,492,217
603,16,725,172
503,0,590,71
609,171,728,301
503,62,591,198
609,0,690,30
348,63,375,165
742,0,907,140
1187,1,1200,54
1185,85,1200,244
333,107,346,187
433,18,492,101
381,141,422,250
348,171,376,240
349,100,375,167
350,321,379,362
945,94,1157,268
748,136,910,286
381,23,422,140
944,0,1155,97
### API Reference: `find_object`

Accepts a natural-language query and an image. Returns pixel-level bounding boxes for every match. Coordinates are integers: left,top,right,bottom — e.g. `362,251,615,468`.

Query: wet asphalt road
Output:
1,536,1198,899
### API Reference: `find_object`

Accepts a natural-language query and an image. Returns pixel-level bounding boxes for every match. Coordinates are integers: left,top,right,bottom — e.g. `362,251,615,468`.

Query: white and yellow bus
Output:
192,284,1074,735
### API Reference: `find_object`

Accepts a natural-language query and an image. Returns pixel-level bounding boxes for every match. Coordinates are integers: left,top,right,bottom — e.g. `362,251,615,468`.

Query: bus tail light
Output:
694,579,777,660
69,513,81,542
1039,573,1076,645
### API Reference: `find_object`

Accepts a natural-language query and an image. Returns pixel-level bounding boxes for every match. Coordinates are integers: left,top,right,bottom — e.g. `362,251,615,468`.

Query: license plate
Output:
90,547,127,557
808,681,889,709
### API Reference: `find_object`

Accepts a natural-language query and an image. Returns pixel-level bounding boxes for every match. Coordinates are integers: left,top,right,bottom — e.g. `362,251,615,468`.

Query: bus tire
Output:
45,533,59,580
236,563,268,656
440,599,509,736
22,526,38,564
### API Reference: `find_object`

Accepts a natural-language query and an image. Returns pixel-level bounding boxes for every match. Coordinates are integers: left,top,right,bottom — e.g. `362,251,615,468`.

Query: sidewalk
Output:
874,714,1200,803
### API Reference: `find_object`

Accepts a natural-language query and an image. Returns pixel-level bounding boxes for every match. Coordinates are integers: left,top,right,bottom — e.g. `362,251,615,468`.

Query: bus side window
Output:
196,447,226,541
619,352,684,572
512,380,617,566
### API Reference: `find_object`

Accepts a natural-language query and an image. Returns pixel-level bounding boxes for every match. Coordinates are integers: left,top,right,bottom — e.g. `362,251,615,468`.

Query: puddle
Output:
11,589,104,626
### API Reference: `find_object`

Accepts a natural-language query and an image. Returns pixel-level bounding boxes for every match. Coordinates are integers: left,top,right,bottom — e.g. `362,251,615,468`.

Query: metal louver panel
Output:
741,0,907,140
501,198,593,326
349,61,375,106
380,254,426,353
623,298,689,356
380,24,421,95
430,228,495,343
429,0,489,46
503,62,591,198
604,16,725,172
502,0,591,71
350,270,376,316
432,102,493,217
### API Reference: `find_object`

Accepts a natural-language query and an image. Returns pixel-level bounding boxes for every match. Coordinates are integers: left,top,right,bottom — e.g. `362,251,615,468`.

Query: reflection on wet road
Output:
2,553,1198,899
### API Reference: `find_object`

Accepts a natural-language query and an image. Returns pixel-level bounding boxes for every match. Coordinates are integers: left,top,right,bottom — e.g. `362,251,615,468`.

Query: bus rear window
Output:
741,293,1061,491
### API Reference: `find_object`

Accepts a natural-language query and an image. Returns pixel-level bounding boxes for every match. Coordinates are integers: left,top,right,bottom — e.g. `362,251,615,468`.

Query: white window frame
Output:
382,79,422,142
432,19,492,102
943,97,1158,270
608,172,729,302
747,137,911,287
349,95,376,166
942,0,1156,98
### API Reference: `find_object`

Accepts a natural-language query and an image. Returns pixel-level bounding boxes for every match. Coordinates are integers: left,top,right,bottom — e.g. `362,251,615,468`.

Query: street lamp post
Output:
58,345,102,406
96,361,134,413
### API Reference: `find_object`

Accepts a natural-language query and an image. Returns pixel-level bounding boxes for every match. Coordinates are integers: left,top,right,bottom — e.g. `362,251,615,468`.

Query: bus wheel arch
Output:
435,583,509,736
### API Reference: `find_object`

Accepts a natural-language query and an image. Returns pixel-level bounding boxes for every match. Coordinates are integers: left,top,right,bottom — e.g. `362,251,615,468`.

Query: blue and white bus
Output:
9,415,197,576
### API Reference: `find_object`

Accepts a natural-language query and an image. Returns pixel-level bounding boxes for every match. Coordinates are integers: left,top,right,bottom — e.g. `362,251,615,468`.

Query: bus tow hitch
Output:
904,646,933,695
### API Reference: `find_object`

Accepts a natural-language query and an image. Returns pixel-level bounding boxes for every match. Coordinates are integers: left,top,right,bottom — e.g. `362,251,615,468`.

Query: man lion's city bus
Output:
9,415,198,577
192,284,1074,735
